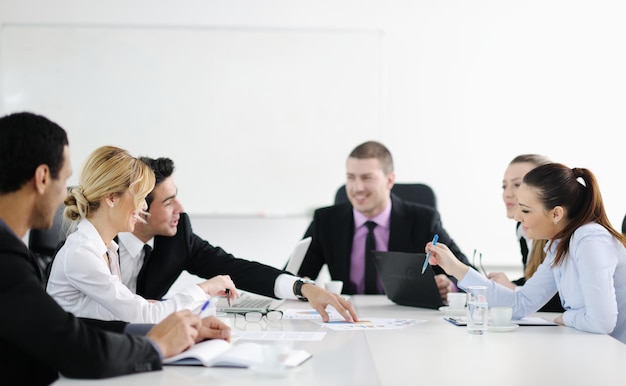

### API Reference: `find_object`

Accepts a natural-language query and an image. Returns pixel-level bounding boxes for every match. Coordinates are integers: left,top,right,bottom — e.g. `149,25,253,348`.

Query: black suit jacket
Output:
136,213,286,300
298,195,473,294
0,227,160,385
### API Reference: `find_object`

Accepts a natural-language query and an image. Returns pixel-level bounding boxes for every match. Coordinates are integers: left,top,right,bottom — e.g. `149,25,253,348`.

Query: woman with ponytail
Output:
426,163,626,343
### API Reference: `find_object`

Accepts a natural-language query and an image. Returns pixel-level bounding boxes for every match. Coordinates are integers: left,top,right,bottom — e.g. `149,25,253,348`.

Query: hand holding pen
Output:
225,289,231,307
424,239,471,280
421,234,438,274
196,274,239,301
195,299,231,342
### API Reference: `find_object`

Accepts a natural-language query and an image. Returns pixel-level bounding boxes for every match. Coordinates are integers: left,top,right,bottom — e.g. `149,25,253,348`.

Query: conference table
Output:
54,295,626,385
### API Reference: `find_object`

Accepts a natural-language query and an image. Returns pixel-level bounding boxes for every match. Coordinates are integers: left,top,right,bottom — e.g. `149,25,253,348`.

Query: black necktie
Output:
364,221,378,294
143,244,152,263
516,222,528,267
519,237,529,267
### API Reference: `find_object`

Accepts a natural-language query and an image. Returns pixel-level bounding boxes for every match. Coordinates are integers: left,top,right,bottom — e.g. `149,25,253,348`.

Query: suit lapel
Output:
333,205,355,286
388,196,412,252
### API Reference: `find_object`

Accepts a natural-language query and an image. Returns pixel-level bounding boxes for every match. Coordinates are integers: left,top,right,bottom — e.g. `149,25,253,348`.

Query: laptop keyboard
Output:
230,296,273,309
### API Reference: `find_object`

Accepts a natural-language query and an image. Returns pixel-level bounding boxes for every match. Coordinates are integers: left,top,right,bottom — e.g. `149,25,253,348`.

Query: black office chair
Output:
28,203,67,285
334,183,437,208
622,213,626,235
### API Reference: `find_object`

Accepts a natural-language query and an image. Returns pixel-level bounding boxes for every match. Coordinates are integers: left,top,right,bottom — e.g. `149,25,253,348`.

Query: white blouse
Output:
47,219,209,323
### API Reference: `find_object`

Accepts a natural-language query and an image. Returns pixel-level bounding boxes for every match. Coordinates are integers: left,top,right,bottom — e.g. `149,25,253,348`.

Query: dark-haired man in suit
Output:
117,157,358,323
297,140,473,299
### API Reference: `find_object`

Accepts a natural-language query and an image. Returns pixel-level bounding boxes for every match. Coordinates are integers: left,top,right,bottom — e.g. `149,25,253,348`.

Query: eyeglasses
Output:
234,309,283,322
472,249,488,276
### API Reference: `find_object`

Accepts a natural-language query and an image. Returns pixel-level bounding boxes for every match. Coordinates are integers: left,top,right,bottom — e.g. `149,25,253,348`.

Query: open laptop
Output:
284,237,312,275
216,292,285,313
372,251,444,309
217,237,312,313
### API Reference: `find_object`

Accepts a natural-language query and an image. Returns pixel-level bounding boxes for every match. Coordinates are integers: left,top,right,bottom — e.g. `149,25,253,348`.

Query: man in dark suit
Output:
0,112,229,385
117,157,358,323
297,141,473,298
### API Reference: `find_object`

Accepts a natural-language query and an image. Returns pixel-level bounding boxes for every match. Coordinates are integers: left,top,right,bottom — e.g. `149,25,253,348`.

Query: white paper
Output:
314,317,426,331
233,330,327,341
282,308,340,320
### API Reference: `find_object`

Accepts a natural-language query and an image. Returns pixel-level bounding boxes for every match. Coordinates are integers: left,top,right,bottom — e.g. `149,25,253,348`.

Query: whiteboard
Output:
0,25,383,216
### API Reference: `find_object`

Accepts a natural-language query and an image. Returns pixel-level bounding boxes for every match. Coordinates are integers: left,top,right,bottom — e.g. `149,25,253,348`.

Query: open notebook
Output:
444,316,559,326
164,339,312,368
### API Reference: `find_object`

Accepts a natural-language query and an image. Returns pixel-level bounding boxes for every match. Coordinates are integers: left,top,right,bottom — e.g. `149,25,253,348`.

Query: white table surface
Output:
53,295,626,386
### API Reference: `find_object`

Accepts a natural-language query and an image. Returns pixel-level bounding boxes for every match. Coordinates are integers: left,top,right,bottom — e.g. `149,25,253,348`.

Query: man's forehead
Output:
153,177,177,200
63,145,72,169
347,164,384,177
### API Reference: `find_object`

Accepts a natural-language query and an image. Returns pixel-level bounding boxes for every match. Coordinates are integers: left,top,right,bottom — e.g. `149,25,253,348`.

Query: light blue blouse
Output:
459,223,626,344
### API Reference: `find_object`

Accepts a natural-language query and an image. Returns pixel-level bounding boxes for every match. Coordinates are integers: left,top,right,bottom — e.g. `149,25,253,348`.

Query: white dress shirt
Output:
117,232,150,294
46,219,209,323
116,231,301,300
460,222,626,344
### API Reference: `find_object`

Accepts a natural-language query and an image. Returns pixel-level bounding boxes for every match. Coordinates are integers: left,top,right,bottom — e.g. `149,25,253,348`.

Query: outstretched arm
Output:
301,284,358,323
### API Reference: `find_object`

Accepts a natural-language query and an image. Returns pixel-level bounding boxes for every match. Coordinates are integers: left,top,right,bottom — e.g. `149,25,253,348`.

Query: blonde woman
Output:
47,146,238,323
487,154,563,312
489,154,550,287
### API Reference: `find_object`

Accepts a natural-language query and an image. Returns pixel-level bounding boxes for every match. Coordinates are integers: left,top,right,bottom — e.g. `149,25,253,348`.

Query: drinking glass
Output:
467,286,488,335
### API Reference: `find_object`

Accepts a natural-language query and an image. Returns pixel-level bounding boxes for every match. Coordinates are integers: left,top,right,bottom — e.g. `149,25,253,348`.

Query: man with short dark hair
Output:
298,140,473,298
117,156,358,323
0,112,229,385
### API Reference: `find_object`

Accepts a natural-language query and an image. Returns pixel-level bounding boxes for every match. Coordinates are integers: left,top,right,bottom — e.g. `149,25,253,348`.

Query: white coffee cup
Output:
262,343,288,372
490,306,513,327
447,292,467,310
325,280,344,294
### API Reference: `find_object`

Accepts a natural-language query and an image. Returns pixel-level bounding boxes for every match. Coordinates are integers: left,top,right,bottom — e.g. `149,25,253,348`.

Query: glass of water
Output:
467,286,488,335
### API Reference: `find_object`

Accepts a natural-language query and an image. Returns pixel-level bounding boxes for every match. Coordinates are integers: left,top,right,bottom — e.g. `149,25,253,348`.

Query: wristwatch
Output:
293,278,316,301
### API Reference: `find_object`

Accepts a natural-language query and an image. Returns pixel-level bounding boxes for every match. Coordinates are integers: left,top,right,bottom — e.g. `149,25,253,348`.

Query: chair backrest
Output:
622,213,626,235
334,183,437,208
28,203,66,284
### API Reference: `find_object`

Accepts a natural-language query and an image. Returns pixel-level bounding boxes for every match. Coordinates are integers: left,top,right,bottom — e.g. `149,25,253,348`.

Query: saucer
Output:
488,324,519,333
438,306,466,316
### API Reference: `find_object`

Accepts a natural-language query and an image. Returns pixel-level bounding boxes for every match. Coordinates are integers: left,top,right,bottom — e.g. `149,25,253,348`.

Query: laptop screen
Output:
373,251,444,309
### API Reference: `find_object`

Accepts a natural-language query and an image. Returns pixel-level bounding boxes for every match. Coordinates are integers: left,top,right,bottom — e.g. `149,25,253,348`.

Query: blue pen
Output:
422,234,439,274
198,299,210,315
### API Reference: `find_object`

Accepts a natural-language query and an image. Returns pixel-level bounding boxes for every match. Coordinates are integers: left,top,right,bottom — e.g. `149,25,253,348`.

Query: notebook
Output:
372,251,444,309
163,339,312,368
217,238,312,313
444,316,559,326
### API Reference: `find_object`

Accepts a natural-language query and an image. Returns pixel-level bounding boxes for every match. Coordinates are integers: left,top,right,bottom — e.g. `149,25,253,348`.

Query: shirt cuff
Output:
449,280,458,292
274,274,300,300
145,338,163,361
124,323,154,335
124,324,163,361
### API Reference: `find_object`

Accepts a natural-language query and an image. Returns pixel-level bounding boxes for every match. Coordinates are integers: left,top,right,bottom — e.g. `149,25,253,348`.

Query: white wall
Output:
3,0,625,273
